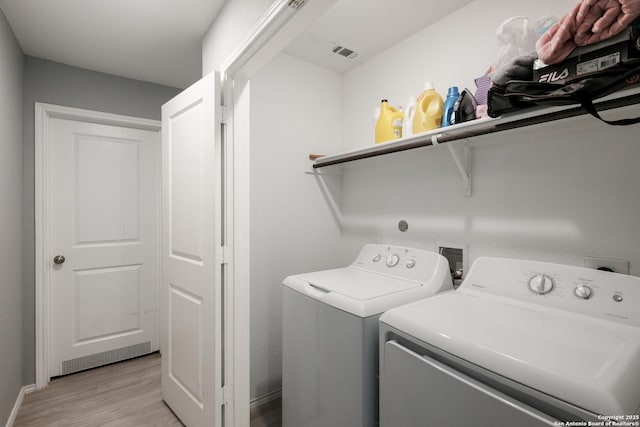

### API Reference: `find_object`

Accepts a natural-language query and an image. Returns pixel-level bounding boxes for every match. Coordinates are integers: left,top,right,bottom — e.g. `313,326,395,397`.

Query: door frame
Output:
34,103,162,390
218,0,339,424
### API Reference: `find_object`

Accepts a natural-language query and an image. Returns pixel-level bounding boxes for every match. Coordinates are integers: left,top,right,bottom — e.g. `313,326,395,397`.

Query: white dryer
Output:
282,244,452,427
379,257,640,426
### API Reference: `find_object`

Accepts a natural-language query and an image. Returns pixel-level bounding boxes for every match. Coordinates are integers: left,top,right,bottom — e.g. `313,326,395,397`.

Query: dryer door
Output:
380,340,557,427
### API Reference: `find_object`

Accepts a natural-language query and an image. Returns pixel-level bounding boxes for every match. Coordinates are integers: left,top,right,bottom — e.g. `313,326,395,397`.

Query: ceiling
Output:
0,0,226,89
284,0,475,73
0,0,474,88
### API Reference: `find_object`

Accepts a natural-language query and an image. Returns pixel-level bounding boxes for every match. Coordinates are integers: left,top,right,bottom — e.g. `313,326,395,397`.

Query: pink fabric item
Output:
575,0,640,44
536,3,583,65
536,0,640,64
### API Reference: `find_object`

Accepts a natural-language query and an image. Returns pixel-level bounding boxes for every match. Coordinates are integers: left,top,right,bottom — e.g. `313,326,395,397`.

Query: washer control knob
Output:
574,285,593,300
528,274,554,295
386,254,400,267
372,254,381,262
405,259,416,269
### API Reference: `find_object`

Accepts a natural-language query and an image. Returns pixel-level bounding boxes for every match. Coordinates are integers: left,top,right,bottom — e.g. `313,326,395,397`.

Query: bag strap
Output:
580,96,640,126
577,60,640,125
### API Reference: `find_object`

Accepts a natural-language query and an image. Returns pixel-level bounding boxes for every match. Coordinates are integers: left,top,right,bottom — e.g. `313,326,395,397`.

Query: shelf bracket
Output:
306,154,342,176
447,140,471,197
304,162,343,230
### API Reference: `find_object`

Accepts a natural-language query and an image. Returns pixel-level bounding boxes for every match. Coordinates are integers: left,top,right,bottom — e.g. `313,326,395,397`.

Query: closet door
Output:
161,71,223,427
47,112,160,377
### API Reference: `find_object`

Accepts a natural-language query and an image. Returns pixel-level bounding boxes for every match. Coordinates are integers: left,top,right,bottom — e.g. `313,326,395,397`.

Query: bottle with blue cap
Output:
441,86,459,127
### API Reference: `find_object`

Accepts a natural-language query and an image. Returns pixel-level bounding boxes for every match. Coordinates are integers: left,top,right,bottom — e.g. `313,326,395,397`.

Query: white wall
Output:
202,0,276,74
338,0,640,272
222,0,640,403
342,0,576,147
339,115,640,271
0,6,24,425
249,52,344,399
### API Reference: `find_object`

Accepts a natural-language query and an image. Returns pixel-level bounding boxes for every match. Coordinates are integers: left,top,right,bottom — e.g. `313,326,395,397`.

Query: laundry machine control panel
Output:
462,257,640,326
353,244,449,284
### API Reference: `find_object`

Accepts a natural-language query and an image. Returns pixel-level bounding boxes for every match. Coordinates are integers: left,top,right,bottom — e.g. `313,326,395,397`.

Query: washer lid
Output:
296,267,420,299
283,266,450,317
380,291,640,416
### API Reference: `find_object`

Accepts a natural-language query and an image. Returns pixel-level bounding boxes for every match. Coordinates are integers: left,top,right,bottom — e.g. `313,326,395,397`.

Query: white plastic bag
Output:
493,16,538,71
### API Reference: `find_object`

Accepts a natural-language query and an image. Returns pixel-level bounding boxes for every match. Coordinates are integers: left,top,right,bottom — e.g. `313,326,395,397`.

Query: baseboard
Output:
5,384,35,427
250,388,282,411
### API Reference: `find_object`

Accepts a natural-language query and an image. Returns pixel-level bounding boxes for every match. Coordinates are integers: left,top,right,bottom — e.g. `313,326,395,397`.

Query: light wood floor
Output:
250,398,281,427
14,352,282,427
15,353,182,427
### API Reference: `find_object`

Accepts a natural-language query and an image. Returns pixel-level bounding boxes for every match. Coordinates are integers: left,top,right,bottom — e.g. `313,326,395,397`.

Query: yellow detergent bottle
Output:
413,82,444,134
375,99,404,144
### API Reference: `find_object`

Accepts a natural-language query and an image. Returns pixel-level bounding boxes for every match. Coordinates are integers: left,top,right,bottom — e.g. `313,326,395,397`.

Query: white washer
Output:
379,257,640,427
282,244,452,427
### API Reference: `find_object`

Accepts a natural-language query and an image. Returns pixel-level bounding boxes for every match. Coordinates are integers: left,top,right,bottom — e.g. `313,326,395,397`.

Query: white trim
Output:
228,75,251,427
4,384,35,427
221,0,338,80
249,388,282,411
220,74,239,426
220,0,293,78
34,103,161,390
154,129,162,352
218,2,338,425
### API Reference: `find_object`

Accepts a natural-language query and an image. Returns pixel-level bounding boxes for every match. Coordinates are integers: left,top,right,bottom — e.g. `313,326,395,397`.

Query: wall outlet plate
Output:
584,257,630,275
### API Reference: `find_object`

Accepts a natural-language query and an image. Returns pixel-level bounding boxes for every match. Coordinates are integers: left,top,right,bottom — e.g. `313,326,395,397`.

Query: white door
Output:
48,115,160,377
161,72,223,426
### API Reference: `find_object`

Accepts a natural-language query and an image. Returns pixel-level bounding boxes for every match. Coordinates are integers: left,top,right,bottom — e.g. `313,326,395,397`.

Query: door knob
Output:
53,255,66,265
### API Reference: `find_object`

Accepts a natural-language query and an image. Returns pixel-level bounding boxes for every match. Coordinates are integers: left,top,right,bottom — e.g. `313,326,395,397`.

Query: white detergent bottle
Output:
403,96,416,138
372,106,380,143
413,82,444,134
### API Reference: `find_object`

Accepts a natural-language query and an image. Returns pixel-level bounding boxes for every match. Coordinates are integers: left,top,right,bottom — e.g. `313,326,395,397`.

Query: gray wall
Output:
0,6,24,425
22,57,181,383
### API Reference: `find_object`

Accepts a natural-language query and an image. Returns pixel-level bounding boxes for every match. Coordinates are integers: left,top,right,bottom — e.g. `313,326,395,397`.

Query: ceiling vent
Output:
288,0,306,10
332,45,359,59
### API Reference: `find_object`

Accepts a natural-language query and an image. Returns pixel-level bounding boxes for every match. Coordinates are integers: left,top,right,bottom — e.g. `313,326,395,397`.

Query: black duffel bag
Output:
488,59,640,125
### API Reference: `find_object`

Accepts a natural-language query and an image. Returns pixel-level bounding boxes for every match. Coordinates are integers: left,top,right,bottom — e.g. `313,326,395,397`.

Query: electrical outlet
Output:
584,257,630,275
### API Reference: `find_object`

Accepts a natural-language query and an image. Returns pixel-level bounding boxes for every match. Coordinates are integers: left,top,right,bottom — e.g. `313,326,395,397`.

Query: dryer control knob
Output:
386,254,400,267
528,274,553,295
405,259,416,269
372,254,381,262
574,285,592,299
